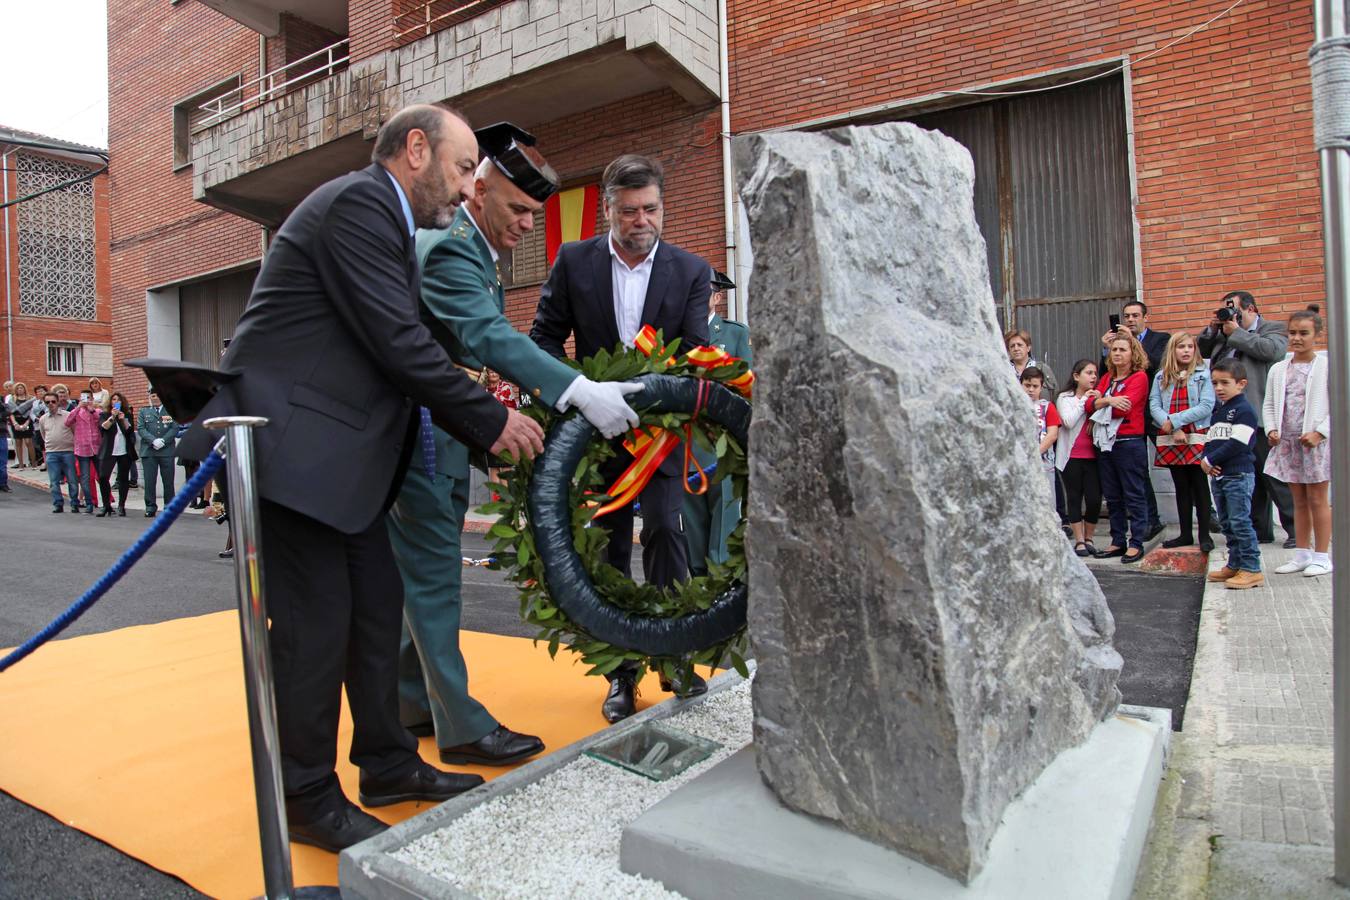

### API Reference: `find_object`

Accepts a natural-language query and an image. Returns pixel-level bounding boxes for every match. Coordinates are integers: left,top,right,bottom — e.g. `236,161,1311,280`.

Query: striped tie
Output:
419,407,437,478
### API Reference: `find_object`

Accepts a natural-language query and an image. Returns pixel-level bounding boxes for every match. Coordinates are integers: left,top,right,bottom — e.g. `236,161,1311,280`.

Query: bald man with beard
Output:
391,123,643,766
181,105,546,853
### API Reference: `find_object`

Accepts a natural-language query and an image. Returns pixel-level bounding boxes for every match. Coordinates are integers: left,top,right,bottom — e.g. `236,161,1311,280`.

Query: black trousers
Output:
96,454,133,509
1061,458,1101,525
598,460,689,683
259,499,420,821
1252,429,1296,542
1143,435,1162,529
1167,464,1211,541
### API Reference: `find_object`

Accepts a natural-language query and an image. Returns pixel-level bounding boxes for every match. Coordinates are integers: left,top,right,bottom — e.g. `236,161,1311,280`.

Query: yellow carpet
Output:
0,612,695,897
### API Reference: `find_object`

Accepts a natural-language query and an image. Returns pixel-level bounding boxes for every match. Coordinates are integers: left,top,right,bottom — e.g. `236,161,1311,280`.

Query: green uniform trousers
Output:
386,466,497,747
683,478,738,577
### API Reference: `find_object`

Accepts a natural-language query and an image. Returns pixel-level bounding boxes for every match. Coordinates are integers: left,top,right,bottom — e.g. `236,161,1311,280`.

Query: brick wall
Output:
501,88,724,331
266,13,344,72
108,0,265,403
727,0,1323,337
349,0,400,62
0,151,114,394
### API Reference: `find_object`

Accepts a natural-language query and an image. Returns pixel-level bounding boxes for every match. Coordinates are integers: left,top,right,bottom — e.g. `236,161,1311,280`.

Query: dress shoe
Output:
288,803,387,853
52,505,63,514
1121,549,1144,564
1199,540,1214,554
144,508,156,518
601,676,637,723
1094,546,1126,559
1161,536,1193,549
1283,537,1298,550
118,507,126,517
441,725,545,766
659,671,709,699
219,548,234,559
1144,522,1164,541
358,763,484,808
96,507,112,518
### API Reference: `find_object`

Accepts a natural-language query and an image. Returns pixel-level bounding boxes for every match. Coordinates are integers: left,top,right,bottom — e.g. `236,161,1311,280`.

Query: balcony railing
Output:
196,39,351,131
393,0,512,47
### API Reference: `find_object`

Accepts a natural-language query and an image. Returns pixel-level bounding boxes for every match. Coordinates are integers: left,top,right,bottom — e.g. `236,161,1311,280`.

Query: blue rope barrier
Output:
0,452,227,673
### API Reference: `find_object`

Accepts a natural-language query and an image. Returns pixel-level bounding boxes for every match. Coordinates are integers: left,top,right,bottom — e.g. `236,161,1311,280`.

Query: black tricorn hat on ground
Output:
710,269,736,292
124,358,238,424
473,122,560,202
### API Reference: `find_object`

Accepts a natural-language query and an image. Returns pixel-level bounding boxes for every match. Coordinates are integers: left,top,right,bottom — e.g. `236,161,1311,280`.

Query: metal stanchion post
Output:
1313,0,1350,884
204,417,337,900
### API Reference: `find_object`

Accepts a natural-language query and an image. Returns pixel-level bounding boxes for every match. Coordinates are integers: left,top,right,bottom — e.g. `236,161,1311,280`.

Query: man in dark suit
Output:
531,153,711,722
1101,299,1169,540
183,104,544,853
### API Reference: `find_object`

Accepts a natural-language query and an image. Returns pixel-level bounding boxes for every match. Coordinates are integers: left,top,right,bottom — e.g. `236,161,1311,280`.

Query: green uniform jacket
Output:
136,405,178,458
414,207,578,475
691,314,752,469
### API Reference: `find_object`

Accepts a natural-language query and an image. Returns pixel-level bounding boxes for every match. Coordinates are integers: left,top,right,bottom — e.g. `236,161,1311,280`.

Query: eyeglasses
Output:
45,400,58,405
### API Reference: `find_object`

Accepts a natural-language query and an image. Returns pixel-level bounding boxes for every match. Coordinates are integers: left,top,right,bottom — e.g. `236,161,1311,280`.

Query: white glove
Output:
152,438,165,450
564,376,642,439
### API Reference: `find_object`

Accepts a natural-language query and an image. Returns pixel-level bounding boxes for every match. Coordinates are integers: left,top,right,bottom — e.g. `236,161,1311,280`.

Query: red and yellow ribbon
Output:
591,327,752,519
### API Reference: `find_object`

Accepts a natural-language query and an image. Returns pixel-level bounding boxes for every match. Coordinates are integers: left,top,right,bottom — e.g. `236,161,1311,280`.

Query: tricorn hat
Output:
473,122,560,203
710,269,736,291
124,358,238,424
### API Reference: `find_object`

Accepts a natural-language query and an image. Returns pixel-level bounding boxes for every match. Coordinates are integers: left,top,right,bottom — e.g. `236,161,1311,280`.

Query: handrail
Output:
393,0,510,43
196,38,351,131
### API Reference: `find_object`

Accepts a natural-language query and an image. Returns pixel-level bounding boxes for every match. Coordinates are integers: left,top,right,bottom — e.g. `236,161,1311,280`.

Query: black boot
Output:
96,506,113,518
601,675,637,723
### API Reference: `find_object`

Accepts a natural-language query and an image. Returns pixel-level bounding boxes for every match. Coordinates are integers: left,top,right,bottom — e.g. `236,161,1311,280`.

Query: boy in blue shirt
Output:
1200,359,1263,589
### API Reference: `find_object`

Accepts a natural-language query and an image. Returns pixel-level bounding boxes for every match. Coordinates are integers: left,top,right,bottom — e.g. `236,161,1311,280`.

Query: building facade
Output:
108,0,1322,397
1,128,114,395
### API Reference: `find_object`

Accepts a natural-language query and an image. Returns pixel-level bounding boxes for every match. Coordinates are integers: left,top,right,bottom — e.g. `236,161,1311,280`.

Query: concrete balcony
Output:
197,0,348,35
190,0,722,226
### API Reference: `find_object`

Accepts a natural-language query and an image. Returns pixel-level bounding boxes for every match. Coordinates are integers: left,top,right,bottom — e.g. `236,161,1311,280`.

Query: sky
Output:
0,1,109,148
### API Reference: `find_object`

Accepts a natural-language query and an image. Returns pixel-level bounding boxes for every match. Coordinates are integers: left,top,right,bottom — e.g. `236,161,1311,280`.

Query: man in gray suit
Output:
1198,289,1294,546
137,390,177,518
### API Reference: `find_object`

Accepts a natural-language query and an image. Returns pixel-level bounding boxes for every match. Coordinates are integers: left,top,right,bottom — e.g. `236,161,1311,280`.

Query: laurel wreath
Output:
481,336,751,686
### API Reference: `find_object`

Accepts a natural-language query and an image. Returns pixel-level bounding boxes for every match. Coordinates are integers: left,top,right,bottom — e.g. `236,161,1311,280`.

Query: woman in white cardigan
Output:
1055,359,1103,557
1263,305,1332,576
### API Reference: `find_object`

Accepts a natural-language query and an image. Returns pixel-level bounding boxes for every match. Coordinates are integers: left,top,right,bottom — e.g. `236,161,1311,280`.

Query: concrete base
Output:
620,706,1170,900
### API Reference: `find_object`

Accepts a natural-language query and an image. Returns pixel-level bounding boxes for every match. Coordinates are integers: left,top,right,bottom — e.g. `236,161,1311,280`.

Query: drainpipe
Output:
717,0,738,321
1311,0,1350,885
3,145,16,383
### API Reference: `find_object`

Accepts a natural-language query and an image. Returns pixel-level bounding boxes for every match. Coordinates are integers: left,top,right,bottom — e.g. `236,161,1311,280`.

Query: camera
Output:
1215,306,1236,323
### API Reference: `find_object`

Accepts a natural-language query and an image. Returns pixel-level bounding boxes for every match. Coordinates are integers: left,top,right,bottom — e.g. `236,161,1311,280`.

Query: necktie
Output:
419,406,437,478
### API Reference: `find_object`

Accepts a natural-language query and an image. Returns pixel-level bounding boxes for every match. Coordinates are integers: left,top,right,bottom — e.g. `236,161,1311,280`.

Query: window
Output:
502,182,606,289
16,153,98,320
173,76,242,170
47,342,83,375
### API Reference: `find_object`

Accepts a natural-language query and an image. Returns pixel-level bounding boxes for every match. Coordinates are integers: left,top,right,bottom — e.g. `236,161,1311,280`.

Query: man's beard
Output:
411,163,456,230
616,227,658,257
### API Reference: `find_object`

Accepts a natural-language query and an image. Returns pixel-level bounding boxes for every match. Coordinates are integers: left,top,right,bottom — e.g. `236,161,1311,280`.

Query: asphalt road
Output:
0,478,1199,897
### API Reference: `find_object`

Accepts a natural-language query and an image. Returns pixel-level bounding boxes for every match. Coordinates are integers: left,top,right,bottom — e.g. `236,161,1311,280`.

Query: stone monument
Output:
735,122,1123,883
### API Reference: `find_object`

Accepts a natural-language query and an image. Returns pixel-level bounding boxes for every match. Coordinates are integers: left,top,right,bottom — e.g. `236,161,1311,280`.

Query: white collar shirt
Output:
609,235,660,347
463,207,500,263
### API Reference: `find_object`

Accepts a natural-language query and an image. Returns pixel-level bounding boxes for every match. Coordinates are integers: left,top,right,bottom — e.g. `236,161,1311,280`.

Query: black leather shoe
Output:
1200,540,1215,553
96,507,112,517
219,548,234,559
52,506,63,514
659,671,709,699
602,676,637,723
358,763,484,808
144,509,156,518
1094,546,1126,559
288,803,387,853
1283,537,1298,550
118,507,126,517
1144,522,1164,541
405,722,435,738
1121,549,1144,564
441,725,545,766
1161,536,1193,549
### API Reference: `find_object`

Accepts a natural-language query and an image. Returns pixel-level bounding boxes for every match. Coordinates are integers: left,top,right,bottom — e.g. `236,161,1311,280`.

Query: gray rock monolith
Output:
735,122,1122,884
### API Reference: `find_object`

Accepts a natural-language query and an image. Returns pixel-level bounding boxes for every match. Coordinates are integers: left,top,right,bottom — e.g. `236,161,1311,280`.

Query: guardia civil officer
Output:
682,270,751,575
392,123,643,764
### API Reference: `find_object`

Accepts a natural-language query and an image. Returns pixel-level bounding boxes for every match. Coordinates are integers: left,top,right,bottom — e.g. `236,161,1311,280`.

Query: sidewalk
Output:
1134,537,1343,898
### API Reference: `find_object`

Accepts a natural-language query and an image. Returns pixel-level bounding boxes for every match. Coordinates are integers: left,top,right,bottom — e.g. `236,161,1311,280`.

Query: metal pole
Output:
1314,0,1350,885
204,415,294,900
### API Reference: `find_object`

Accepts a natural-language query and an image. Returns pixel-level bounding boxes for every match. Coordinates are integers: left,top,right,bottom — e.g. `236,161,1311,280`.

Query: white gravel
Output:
392,680,754,899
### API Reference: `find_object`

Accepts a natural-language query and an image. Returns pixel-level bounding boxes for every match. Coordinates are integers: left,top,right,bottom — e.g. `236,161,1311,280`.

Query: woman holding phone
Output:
96,392,138,516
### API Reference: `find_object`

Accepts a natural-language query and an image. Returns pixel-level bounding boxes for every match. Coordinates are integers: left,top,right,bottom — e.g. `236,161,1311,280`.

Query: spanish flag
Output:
544,185,599,267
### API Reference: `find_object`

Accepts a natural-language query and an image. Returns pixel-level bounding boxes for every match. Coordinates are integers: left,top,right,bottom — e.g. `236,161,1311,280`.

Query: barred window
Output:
47,342,83,375
16,153,98,321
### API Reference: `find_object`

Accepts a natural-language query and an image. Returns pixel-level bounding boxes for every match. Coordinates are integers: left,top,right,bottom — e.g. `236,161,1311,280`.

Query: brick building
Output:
108,0,1322,394
1,127,113,395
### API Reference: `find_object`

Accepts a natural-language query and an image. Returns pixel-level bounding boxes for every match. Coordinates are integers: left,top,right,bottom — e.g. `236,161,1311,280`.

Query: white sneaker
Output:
1303,562,1333,577
1275,555,1312,574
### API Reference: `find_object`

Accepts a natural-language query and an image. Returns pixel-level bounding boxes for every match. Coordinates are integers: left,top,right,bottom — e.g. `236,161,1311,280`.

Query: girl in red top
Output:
1092,333,1151,563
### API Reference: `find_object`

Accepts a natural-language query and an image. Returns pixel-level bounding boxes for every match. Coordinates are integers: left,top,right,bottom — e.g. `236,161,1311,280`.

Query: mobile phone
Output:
80,392,91,402
113,401,122,411
1108,314,1121,332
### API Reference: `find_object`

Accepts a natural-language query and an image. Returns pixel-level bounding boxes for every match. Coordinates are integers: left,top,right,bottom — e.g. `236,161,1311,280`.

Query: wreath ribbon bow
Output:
591,325,752,519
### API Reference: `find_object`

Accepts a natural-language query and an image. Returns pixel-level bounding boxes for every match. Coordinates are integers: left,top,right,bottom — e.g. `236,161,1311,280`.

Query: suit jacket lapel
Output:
591,237,622,350
640,242,673,333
